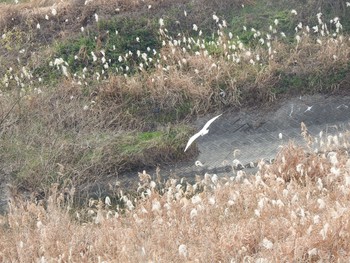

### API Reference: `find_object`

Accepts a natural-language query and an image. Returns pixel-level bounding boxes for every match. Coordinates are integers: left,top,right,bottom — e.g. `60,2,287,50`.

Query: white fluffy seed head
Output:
191,195,202,205
152,200,161,212
317,199,326,209
178,244,187,257
208,196,216,205
105,196,111,206
262,238,273,250
150,181,156,189
190,208,198,220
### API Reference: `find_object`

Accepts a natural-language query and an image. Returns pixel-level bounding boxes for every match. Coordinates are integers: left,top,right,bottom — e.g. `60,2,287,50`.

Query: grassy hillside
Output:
0,0,349,192
0,0,350,260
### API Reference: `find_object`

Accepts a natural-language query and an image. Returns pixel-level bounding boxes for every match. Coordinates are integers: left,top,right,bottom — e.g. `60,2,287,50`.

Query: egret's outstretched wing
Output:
184,131,201,152
202,114,222,131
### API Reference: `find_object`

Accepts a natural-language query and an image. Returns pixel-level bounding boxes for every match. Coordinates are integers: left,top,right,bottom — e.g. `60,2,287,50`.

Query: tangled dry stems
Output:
2,134,350,261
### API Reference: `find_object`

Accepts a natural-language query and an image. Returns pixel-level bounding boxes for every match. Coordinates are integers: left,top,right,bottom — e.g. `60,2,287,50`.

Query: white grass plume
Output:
184,114,222,152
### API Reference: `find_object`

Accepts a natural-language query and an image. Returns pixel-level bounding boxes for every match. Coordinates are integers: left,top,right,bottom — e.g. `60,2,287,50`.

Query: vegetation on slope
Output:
0,0,349,195
0,0,350,261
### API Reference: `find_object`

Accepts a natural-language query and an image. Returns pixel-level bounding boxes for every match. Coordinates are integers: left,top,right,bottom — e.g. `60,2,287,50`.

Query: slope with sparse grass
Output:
0,0,349,191
0,0,349,192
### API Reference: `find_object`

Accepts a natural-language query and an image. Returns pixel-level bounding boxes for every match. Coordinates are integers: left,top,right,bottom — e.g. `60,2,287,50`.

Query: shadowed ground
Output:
131,94,350,180
195,94,350,169
72,94,350,200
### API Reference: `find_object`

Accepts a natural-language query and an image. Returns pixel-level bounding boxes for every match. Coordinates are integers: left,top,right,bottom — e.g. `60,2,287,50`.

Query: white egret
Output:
184,114,222,152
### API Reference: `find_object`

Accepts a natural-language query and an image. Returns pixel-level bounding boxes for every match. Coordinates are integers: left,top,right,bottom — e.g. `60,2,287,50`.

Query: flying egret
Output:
184,114,222,152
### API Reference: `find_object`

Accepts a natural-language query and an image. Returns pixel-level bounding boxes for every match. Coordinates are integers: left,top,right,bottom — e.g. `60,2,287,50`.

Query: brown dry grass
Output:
1,135,350,261
0,1,350,260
